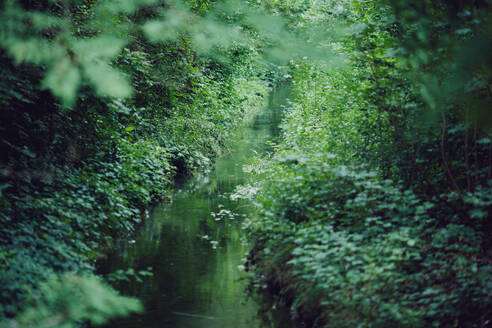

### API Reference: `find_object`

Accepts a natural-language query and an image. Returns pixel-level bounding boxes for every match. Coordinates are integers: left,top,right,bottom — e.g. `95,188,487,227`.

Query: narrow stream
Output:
101,86,294,328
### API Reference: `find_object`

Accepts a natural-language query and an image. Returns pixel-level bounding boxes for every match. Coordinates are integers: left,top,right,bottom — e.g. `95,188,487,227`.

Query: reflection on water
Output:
101,86,293,328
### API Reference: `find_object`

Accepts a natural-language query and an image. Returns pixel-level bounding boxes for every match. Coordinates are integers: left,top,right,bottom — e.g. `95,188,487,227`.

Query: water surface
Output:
101,86,292,328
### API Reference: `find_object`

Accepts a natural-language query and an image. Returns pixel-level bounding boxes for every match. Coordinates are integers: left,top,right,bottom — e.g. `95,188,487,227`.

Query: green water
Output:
101,86,294,328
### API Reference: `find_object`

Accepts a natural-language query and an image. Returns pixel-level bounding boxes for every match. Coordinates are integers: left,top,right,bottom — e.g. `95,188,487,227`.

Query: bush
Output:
8,274,142,328
248,155,492,327
246,0,492,326
0,138,174,317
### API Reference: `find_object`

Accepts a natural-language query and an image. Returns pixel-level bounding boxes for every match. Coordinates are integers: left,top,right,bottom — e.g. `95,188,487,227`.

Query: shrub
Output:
248,155,492,326
8,274,142,328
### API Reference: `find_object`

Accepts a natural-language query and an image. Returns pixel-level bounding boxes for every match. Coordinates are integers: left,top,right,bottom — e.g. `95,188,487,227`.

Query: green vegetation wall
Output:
246,0,492,327
0,0,271,324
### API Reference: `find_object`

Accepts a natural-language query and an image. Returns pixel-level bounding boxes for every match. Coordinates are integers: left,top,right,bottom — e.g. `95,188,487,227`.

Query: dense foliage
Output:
246,0,492,327
2,0,492,327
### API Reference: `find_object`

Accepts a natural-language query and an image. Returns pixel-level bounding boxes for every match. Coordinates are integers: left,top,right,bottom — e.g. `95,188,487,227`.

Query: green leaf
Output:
83,63,132,98
74,35,126,61
43,56,81,105
0,183,11,198
470,208,487,219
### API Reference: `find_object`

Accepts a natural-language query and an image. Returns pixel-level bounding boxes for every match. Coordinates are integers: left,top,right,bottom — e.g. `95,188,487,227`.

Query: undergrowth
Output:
246,0,492,326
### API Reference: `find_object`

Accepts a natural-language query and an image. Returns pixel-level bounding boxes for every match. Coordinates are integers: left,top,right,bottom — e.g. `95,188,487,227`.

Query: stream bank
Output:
100,86,295,328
